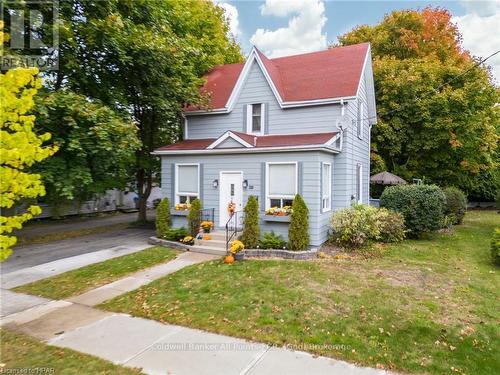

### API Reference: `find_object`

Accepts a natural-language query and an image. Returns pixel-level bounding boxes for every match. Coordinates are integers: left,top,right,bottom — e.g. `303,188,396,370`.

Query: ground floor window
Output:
175,164,199,204
322,162,331,212
266,162,297,208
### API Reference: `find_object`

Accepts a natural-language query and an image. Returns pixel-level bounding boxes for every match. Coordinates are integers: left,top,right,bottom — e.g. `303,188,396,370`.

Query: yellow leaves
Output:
0,68,56,261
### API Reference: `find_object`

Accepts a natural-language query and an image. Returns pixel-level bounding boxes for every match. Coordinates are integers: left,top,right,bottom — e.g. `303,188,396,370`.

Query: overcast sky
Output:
215,0,500,83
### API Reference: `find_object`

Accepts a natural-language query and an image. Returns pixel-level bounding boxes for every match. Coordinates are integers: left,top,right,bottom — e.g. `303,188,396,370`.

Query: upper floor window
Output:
357,100,365,139
246,103,264,135
175,164,199,204
266,162,297,208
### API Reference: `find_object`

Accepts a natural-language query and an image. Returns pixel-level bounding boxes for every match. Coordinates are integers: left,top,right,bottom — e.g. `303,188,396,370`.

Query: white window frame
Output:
175,163,200,204
266,162,298,208
322,162,332,212
246,103,265,135
356,163,363,204
357,100,364,140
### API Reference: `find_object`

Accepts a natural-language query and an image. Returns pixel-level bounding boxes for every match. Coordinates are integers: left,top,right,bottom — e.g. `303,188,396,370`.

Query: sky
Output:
214,0,500,82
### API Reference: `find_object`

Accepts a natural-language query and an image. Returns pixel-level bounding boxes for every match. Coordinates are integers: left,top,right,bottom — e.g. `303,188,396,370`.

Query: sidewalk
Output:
1,252,389,375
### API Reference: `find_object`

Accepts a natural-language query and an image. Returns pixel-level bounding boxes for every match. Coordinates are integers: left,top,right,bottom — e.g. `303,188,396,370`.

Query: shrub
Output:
288,194,310,250
492,228,500,266
240,196,260,248
331,204,380,248
163,227,189,241
443,187,467,225
187,198,202,236
496,190,500,212
259,232,287,249
374,208,406,243
155,198,171,237
380,184,446,237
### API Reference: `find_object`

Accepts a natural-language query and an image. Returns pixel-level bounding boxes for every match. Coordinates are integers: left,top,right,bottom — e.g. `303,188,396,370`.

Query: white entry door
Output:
219,172,243,227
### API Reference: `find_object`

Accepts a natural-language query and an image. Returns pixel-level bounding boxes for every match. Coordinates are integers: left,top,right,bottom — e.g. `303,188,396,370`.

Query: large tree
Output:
25,0,243,221
33,91,140,210
0,68,57,260
338,7,499,199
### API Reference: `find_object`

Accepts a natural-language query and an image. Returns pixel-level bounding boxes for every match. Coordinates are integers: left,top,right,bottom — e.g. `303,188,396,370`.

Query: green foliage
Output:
25,0,243,221
375,208,406,243
155,198,171,237
442,187,467,225
288,194,310,250
380,184,446,237
163,227,189,242
259,232,287,250
491,228,500,266
33,91,139,207
240,196,260,248
331,204,381,248
496,190,500,211
338,7,499,199
187,199,202,236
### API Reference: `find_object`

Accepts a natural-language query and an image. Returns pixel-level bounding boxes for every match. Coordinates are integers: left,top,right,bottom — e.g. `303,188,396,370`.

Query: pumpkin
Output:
224,255,235,264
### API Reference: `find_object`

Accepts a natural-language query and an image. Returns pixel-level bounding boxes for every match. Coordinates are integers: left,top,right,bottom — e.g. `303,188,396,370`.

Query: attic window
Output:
247,103,264,135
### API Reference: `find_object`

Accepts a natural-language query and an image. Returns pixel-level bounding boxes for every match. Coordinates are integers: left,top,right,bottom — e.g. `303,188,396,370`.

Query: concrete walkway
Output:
1,252,390,375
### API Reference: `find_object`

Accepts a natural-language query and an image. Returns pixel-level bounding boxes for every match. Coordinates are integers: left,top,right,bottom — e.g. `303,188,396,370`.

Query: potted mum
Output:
230,240,245,260
180,235,195,246
200,221,214,233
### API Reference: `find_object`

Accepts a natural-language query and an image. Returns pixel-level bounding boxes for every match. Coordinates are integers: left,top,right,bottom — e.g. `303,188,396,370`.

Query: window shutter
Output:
263,102,269,134
298,162,303,196
171,164,175,202
260,162,266,211
199,164,204,201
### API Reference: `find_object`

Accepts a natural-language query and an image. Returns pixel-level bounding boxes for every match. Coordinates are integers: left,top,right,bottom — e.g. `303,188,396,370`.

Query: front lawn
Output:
15,246,178,299
0,329,142,374
100,211,500,374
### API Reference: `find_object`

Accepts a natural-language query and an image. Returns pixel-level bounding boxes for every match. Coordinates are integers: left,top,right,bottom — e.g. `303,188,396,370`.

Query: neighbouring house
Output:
153,43,376,246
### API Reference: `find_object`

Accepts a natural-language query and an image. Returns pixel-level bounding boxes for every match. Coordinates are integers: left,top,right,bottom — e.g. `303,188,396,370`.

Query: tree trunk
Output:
136,167,153,222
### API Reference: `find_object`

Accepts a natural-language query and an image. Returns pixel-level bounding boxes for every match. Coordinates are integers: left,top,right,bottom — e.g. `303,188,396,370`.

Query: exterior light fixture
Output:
243,179,249,189
213,179,219,189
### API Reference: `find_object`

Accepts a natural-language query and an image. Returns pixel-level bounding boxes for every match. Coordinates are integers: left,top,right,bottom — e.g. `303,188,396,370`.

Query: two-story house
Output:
153,42,377,247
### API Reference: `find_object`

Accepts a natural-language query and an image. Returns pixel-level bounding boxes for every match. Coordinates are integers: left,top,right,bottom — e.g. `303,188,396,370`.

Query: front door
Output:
219,172,243,227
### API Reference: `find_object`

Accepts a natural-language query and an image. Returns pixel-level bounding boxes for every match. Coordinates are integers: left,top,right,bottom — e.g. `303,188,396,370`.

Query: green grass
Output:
0,329,142,374
100,211,500,374
15,246,178,299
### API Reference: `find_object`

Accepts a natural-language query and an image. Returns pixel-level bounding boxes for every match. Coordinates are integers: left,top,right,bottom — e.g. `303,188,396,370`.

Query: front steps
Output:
188,230,228,256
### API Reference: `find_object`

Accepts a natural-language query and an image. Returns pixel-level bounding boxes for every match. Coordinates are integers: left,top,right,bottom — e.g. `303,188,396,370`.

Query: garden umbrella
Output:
370,171,407,185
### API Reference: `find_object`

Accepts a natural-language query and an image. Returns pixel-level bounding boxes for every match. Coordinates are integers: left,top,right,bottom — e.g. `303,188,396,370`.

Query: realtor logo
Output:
1,0,59,70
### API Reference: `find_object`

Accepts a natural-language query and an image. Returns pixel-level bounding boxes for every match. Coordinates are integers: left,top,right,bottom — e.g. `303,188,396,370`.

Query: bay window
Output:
266,162,297,208
175,164,199,204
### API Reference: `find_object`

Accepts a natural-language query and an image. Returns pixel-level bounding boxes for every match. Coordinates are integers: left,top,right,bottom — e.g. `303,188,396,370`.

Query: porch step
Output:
187,245,226,256
195,239,226,249
206,231,227,241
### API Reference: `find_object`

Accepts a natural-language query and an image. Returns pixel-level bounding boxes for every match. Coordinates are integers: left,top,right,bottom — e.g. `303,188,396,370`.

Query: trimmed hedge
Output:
240,195,260,249
380,184,446,237
492,228,500,266
259,232,287,250
443,187,467,225
155,198,171,238
288,194,309,250
163,227,189,241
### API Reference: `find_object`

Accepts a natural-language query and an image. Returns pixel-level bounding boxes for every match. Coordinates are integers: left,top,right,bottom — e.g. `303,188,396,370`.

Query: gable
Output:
214,137,247,149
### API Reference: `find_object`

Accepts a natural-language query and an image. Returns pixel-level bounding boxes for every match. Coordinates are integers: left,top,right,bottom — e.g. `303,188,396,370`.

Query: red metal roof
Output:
185,43,369,111
155,132,338,152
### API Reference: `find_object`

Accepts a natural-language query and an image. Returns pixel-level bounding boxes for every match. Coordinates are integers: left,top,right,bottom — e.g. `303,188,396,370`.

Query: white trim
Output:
356,163,363,204
175,163,200,204
325,133,341,146
265,162,298,209
206,131,253,149
153,145,341,156
322,162,332,213
355,44,371,98
246,103,265,135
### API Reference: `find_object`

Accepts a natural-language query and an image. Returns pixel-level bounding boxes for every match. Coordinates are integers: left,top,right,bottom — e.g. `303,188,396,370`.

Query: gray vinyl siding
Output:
186,62,342,139
161,151,336,246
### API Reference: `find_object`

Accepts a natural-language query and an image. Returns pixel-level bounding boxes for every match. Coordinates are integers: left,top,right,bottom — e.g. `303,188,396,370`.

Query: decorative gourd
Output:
224,255,235,264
